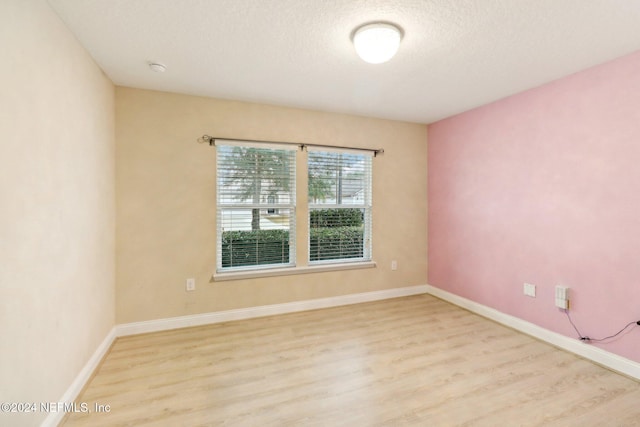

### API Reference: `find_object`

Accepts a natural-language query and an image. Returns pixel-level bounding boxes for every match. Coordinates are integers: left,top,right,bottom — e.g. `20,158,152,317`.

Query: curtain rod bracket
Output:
197,135,215,145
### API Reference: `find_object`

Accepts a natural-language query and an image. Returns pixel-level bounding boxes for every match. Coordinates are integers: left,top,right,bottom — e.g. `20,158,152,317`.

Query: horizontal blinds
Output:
308,150,372,206
217,144,296,206
218,209,294,269
308,150,372,263
309,208,369,262
306,145,375,157
217,143,296,271
214,138,299,151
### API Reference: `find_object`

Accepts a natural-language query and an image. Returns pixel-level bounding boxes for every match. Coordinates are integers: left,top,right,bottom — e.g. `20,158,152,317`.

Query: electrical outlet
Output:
391,260,398,271
555,285,569,309
524,283,536,297
186,278,195,292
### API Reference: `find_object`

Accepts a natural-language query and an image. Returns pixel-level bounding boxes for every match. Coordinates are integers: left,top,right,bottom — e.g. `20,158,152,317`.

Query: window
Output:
308,148,372,264
214,138,376,278
216,141,296,272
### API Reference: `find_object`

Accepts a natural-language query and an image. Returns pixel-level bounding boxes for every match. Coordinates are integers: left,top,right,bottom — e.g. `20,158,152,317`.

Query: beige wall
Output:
0,1,115,425
116,87,427,323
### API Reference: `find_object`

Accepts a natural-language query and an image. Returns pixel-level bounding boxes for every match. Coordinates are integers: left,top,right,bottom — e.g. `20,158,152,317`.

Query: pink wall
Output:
428,50,640,362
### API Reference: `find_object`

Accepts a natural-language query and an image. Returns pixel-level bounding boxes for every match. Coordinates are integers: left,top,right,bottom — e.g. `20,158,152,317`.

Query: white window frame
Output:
215,140,297,273
213,141,378,281
307,147,373,265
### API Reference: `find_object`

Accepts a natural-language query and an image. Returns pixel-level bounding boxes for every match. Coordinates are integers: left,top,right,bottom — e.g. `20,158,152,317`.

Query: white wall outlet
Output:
186,278,195,292
524,283,536,297
391,260,398,271
555,285,570,309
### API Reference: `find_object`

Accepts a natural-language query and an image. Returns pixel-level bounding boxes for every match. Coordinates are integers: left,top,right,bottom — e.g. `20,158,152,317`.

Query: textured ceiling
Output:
48,0,640,124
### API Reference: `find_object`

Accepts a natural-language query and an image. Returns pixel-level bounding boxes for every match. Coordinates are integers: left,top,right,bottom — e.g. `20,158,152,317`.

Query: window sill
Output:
212,261,376,282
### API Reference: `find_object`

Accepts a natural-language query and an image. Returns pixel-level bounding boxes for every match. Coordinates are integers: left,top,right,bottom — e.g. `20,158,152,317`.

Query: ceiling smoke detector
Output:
148,62,166,72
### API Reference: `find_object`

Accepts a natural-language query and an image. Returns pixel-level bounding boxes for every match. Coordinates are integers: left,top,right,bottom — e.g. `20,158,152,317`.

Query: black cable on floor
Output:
565,311,640,342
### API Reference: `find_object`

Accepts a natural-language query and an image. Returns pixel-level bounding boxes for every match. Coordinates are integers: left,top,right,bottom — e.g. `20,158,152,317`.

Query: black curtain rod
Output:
197,135,384,157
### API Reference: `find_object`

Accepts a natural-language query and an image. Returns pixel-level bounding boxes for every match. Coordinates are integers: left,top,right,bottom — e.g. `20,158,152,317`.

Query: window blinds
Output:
216,143,296,271
308,149,372,263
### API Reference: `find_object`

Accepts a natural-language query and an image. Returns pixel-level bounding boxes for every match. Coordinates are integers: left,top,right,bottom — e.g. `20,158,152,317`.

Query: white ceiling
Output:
48,0,640,124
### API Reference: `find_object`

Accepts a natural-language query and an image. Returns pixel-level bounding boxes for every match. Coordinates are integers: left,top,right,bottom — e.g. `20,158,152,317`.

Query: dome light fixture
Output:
352,22,402,64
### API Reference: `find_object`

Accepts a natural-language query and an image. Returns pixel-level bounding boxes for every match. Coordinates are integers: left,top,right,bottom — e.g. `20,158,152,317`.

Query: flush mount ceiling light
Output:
352,23,402,64
148,62,166,72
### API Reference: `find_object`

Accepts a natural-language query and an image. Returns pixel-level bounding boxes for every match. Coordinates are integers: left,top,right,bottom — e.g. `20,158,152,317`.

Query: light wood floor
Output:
63,295,640,426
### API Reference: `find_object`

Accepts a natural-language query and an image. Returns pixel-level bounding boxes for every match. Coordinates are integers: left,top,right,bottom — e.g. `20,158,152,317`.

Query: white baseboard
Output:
42,327,117,427
53,283,638,427
116,285,429,337
425,285,640,381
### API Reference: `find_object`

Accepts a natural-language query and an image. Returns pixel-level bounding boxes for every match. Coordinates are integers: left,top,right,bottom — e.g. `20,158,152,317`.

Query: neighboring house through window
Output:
267,195,278,215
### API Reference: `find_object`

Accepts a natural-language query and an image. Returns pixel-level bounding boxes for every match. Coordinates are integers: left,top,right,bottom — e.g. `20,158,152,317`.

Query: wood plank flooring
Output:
63,295,640,426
